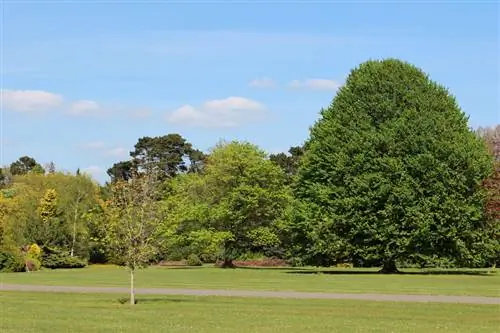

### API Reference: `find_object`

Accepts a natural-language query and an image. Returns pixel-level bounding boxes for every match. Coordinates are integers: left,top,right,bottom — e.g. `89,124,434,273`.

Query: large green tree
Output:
163,141,291,267
290,58,496,272
107,134,206,183
10,156,44,176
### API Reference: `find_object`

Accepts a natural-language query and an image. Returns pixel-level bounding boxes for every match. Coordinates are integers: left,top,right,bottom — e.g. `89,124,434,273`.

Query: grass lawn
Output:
1,291,498,333
1,265,499,297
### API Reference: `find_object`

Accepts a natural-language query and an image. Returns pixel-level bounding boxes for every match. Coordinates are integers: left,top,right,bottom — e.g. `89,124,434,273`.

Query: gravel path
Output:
1,284,499,304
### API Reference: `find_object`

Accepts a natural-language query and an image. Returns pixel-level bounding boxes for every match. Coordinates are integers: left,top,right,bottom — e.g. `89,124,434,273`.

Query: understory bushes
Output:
0,248,25,272
40,246,87,269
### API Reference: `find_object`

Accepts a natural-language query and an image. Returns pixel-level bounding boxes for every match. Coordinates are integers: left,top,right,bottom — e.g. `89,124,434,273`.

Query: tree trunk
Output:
70,199,81,257
221,258,235,268
130,268,135,305
379,260,399,274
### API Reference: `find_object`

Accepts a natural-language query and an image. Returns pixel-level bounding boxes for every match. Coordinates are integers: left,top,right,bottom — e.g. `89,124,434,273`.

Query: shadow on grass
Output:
118,297,195,305
285,269,496,276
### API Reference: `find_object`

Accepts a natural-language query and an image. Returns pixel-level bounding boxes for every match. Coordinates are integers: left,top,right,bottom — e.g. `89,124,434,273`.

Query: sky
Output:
1,1,499,183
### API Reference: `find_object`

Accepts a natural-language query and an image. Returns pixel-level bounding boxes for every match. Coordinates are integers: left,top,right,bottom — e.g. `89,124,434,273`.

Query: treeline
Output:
1,59,499,274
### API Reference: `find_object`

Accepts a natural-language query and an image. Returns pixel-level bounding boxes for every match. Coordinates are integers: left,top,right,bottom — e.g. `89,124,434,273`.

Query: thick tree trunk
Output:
130,268,135,305
379,260,399,274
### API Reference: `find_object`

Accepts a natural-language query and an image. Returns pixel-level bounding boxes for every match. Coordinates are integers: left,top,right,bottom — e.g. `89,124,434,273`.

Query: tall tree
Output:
35,189,65,247
10,156,42,176
290,59,496,272
164,141,291,267
104,171,165,305
106,161,134,182
129,134,204,179
477,125,500,266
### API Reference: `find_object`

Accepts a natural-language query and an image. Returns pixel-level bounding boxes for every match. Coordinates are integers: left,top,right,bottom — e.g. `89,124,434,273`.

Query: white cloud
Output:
289,79,342,91
203,97,264,111
106,147,128,158
81,165,103,178
68,100,101,115
166,97,265,128
81,141,106,149
248,77,276,88
2,89,63,112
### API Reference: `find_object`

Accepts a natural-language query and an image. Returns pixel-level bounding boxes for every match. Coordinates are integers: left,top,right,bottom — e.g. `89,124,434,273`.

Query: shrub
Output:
41,247,87,269
186,254,203,266
0,248,25,272
25,257,41,272
27,243,42,260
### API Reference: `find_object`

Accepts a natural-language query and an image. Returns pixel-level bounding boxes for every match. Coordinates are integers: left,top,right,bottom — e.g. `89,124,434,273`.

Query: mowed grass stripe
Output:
1,265,499,297
1,291,499,333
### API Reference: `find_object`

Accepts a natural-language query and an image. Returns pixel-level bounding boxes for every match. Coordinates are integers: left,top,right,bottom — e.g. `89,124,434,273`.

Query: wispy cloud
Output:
248,77,276,89
79,141,129,159
289,79,342,91
166,96,266,128
106,147,128,158
2,89,64,112
81,165,104,178
68,100,102,116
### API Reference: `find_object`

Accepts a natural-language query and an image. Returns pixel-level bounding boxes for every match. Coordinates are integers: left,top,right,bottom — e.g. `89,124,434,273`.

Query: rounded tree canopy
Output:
291,58,496,270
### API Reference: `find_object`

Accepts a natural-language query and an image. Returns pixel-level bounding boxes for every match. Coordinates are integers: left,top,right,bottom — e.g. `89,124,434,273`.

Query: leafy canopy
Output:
290,58,496,270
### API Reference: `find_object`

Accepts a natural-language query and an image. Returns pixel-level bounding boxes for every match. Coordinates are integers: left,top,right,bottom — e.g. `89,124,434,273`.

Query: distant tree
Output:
107,161,134,182
477,125,500,266
129,134,204,179
0,169,5,187
34,189,65,248
45,162,56,174
104,171,165,305
290,59,496,272
269,146,304,182
10,156,42,176
164,141,291,267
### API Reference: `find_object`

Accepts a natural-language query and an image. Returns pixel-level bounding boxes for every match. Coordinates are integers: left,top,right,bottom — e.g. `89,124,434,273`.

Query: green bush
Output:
41,247,87,269
25,257,41,272
186,254,203,266
0,248,25,272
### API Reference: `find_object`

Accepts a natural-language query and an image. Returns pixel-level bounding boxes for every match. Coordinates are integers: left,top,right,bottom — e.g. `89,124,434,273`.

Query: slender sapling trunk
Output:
130,268,135,305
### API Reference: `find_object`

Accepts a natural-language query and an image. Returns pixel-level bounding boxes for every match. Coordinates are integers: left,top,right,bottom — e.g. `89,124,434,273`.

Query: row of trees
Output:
1,59,499,284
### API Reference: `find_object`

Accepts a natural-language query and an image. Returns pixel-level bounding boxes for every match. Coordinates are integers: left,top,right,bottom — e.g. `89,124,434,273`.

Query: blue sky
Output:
2,1,499,183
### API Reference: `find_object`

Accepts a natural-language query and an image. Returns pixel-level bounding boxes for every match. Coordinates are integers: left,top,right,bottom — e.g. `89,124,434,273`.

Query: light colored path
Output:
1,284,499,305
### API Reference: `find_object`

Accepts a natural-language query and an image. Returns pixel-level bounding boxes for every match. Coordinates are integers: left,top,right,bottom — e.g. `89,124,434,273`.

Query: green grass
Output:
1,265,499,297
1,291,498,333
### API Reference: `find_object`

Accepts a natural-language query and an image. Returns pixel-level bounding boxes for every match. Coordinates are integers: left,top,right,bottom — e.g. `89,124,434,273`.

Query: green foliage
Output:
10,156,45,176
129,133,206,180
25,257,41,271
291,58,496,271
186,253,203,266
104,173,165,271
269,146,304,184
163,141,291,266
41,246,87,269
0,248,25,272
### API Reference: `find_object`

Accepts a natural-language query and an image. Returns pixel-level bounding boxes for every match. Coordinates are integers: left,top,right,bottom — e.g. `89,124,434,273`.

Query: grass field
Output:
1,265,499,297
1,291,498,333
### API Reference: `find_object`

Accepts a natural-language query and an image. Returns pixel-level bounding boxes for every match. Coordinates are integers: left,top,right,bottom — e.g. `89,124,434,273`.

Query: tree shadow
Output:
233,266,309,271
285,269,496,276
133,297,195,304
